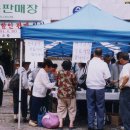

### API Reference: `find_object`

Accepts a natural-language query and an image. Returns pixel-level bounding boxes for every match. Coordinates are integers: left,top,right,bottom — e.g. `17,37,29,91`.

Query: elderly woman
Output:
57,60,77,129
29,59,55,127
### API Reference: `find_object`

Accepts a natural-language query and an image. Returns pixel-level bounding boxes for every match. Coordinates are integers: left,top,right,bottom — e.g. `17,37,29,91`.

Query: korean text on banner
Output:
25,40,44,62
72,42,92,63
0,0,42,20
0,20,51,39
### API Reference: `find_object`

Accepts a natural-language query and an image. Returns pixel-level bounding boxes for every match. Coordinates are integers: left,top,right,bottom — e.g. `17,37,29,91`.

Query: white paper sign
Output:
25,40,44,62
0,0,42,20
72,42,92,63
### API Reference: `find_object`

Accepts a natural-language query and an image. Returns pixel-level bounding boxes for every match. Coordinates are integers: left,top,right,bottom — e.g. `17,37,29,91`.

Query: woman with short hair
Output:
29,59,55,127
57,60,77,129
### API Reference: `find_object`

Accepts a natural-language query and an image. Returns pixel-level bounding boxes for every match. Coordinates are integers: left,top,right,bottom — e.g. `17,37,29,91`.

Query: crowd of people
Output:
0,48,130,130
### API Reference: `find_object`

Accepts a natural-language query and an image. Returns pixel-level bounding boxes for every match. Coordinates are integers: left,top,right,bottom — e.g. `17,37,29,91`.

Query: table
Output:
51,89,120,113
51,89,120,100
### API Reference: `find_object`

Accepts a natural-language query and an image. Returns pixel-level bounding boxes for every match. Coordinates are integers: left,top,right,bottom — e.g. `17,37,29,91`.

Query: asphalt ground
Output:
0,92,122,130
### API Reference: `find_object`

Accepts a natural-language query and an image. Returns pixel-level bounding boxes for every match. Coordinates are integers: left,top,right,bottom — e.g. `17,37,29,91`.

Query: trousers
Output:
119,87,130,130
0,78,3,106
86,88,105,129
13,89,28,118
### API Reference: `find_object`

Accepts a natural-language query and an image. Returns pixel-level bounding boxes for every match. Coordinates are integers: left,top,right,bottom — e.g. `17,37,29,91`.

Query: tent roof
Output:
21,4,130,42
45,41,114,57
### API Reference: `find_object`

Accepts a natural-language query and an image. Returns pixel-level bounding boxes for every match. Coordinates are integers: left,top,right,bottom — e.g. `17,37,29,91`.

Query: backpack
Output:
9,73,19,90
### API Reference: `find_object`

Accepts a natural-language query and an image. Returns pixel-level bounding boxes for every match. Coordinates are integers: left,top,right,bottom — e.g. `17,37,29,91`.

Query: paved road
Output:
0,92,121,130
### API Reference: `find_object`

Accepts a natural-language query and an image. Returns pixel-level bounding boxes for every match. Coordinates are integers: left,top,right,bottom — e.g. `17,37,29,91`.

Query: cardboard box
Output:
110,115,122,126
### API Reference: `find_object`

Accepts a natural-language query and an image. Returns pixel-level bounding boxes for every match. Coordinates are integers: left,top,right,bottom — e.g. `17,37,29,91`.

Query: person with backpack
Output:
12,61,30,123
0,64,6,107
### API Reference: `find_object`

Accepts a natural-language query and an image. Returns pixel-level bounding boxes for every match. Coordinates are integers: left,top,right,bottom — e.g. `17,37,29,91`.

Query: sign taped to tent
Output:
72,42,92,63
25,40,44,62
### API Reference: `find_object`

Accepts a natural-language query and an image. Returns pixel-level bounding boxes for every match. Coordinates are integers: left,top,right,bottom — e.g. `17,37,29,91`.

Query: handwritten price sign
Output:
72,42,92,63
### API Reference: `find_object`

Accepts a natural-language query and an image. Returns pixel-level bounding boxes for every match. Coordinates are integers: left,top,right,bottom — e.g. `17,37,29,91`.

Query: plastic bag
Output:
42,112,59,129
37,107,46,127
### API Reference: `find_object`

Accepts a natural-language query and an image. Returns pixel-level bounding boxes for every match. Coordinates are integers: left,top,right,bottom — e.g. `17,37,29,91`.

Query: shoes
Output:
14,114,18,123
58,127,63,130
88,128,94,130
29,120,37,127
69,126,77,130
14,118,18,123
120,126,124,130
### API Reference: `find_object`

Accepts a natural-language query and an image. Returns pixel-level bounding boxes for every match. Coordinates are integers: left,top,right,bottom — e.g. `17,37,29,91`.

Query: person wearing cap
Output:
14,60,20,69
13,61,30,123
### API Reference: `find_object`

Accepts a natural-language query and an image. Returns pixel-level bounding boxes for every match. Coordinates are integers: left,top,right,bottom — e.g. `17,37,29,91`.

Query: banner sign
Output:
0,20,50,38
0,0,42,20
25,40,44,62
72,42,92,63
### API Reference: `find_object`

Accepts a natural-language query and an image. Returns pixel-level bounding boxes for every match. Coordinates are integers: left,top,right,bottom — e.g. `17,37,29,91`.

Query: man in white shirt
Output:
119,52,130,130
86,48,111,130
13,62,30,123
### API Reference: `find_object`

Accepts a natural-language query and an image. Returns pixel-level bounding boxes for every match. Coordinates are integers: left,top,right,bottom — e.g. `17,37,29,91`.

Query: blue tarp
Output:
45,41,114,57
21,4,130,42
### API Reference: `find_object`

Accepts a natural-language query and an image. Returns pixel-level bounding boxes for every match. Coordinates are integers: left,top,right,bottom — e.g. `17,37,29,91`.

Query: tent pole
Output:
18,40,23,129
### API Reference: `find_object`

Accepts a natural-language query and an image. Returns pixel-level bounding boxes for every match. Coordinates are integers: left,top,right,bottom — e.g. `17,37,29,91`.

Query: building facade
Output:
0,0,130,75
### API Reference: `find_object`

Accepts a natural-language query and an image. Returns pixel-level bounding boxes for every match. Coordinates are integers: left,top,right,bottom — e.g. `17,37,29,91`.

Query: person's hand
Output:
111,80,118,84
27,89,31,95
119,84,126,90
110,80,115,85
28,90,32,95
119,85,123,90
